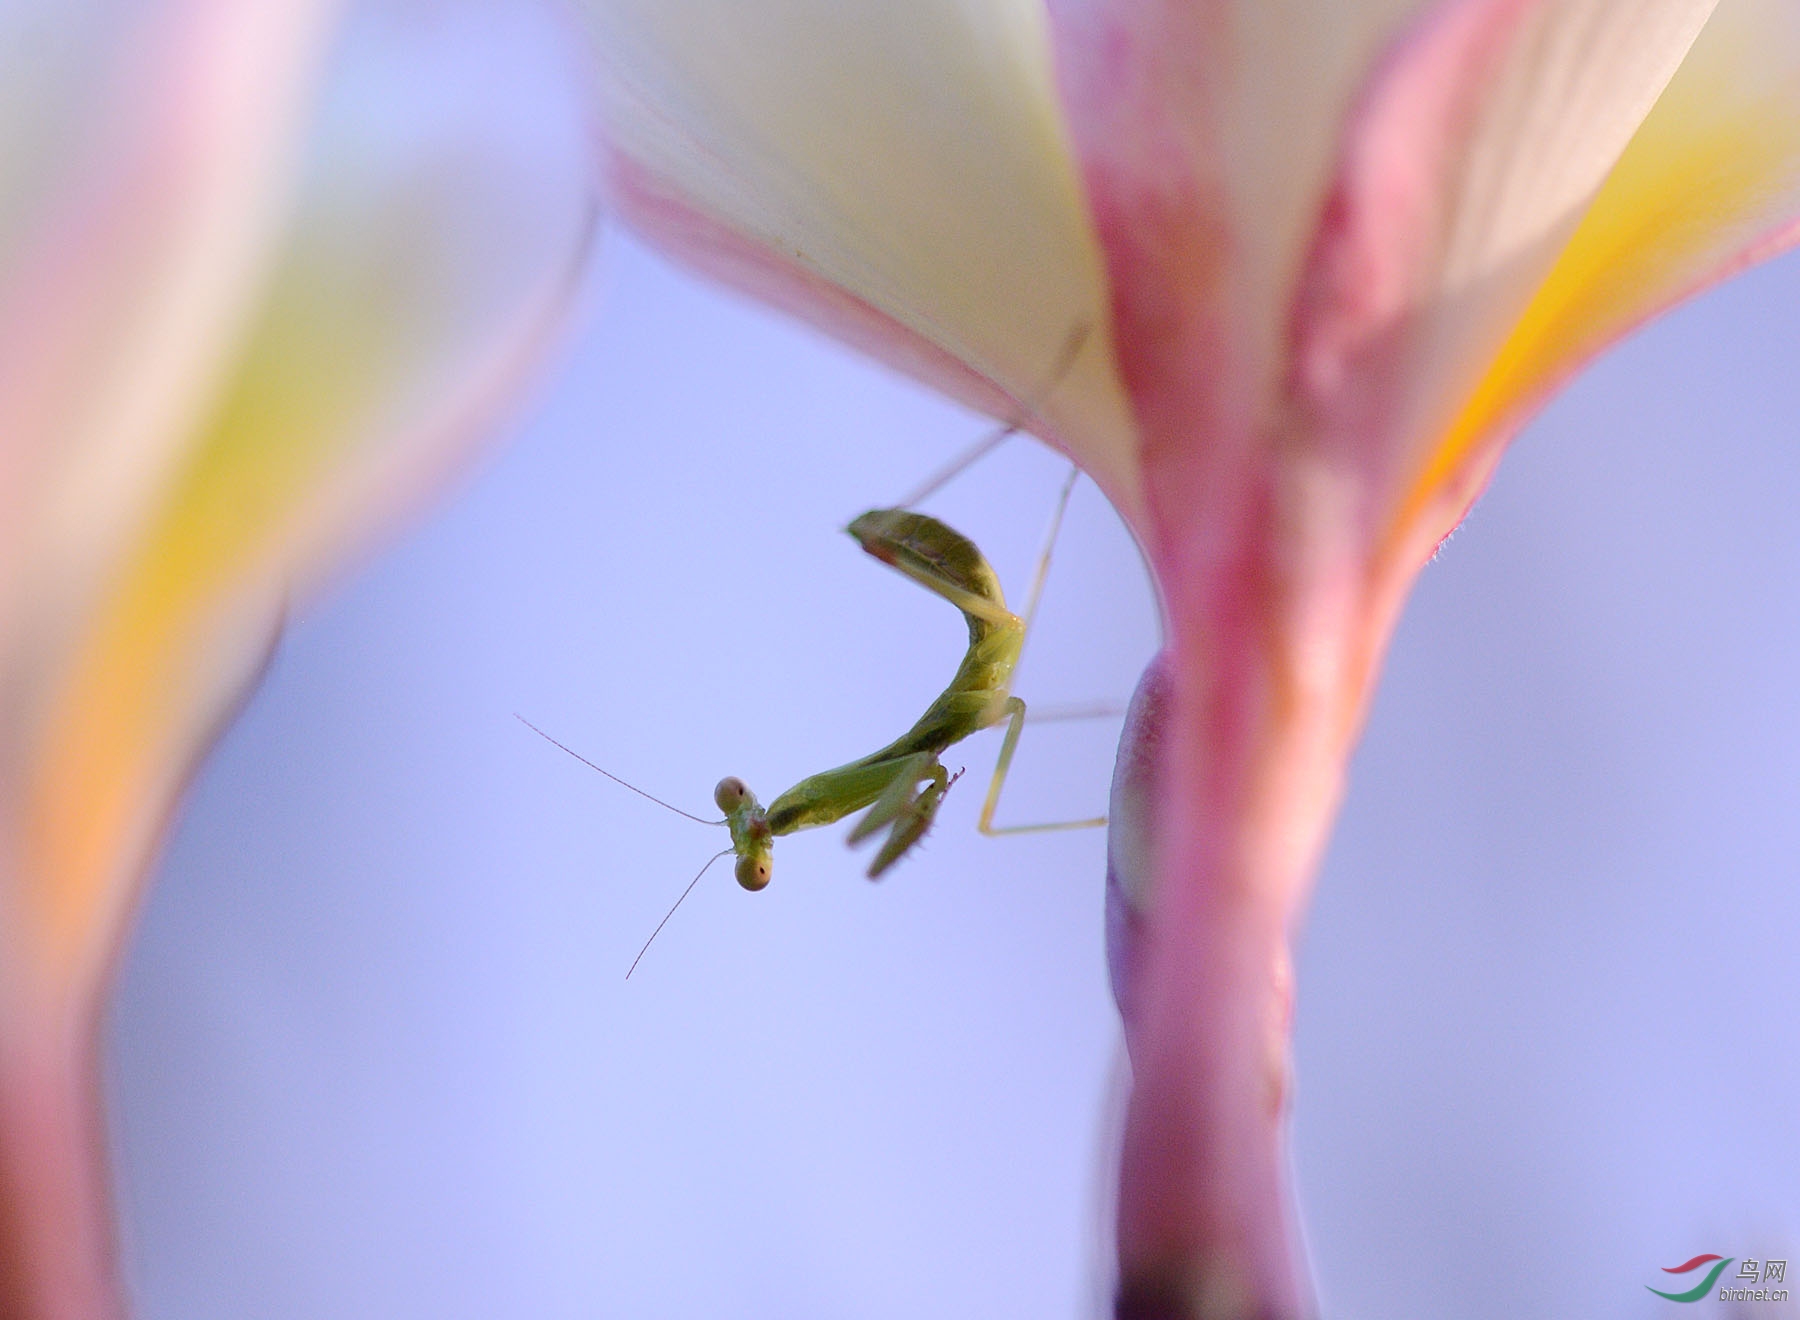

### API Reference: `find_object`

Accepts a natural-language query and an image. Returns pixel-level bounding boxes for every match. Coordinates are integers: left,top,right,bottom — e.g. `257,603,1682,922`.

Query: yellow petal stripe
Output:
20,10,593,991
1400,0,1800,543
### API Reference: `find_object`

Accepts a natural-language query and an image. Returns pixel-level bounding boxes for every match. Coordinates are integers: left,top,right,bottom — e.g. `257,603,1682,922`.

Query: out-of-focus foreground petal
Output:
570,0,1144,524
0,4,595,1316
575,1,1800,1317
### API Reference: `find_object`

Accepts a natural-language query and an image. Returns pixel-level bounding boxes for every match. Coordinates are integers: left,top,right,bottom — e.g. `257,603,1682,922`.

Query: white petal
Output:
1421,0,1800,517
1382,0,1721,479
1268,0,1722,543
574,0,1140,519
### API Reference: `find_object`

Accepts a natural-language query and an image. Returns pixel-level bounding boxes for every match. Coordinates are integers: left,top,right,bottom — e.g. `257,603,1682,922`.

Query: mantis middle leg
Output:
976,696,1109,837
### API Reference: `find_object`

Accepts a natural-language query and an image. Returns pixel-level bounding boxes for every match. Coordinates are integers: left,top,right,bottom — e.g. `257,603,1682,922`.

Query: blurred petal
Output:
0,8,343,1312
0,4,594,1314
9,0,593,1010
573,0,1143,523
0,2,339,723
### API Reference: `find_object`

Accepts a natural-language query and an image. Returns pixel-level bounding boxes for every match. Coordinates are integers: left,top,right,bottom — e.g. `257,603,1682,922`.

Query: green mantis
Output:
722,478,1098,886
517,470,1103,975
521,327,1103,972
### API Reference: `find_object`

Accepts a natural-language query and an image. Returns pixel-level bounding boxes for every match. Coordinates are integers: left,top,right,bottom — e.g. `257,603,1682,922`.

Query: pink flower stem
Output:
1112,496,1393,1319
0,998,122,1320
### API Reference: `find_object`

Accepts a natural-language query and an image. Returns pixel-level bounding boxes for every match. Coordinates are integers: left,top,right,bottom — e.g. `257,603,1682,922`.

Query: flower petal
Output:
0,2,341,726
1287,0,1721,561
0,9,594,1313
0,7,343,1313
9,0,595,997
1057,4,1795,1315
1407,0,1800,549
1050,0,1421,434
575,0,1142,522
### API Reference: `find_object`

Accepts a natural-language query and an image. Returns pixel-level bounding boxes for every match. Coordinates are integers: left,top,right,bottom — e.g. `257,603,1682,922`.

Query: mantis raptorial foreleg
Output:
843,753,962,876
843,752,944,848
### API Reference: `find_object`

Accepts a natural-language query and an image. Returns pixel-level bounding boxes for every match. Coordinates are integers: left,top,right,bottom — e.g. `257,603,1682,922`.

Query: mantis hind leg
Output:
977,696,1108,837
845,752,954,879
973,466,1110,836
1015,463,1079,640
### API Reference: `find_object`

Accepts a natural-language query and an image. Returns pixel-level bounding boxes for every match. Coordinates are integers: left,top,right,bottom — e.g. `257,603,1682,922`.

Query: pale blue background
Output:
102,4,1800,1318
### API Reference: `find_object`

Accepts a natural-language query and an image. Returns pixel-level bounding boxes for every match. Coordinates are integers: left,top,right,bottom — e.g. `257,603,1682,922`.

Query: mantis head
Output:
715,776,773,890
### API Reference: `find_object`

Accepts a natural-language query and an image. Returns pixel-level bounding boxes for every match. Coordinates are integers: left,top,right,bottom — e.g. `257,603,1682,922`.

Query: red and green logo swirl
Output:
1647,1254,1734,1303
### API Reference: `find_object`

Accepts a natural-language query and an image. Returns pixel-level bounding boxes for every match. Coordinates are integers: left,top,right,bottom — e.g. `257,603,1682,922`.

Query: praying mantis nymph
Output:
730,481,1096,882
517,468,1105,975
521,324,1105,973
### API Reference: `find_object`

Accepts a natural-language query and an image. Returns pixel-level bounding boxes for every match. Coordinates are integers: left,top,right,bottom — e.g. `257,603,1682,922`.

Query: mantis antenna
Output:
515,714,721,826
627,848,732,979
517,714,763,975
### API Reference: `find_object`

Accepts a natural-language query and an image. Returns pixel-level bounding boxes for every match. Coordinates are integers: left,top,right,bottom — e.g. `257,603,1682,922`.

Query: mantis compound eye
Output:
714,777,749,812
735,854,772,892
